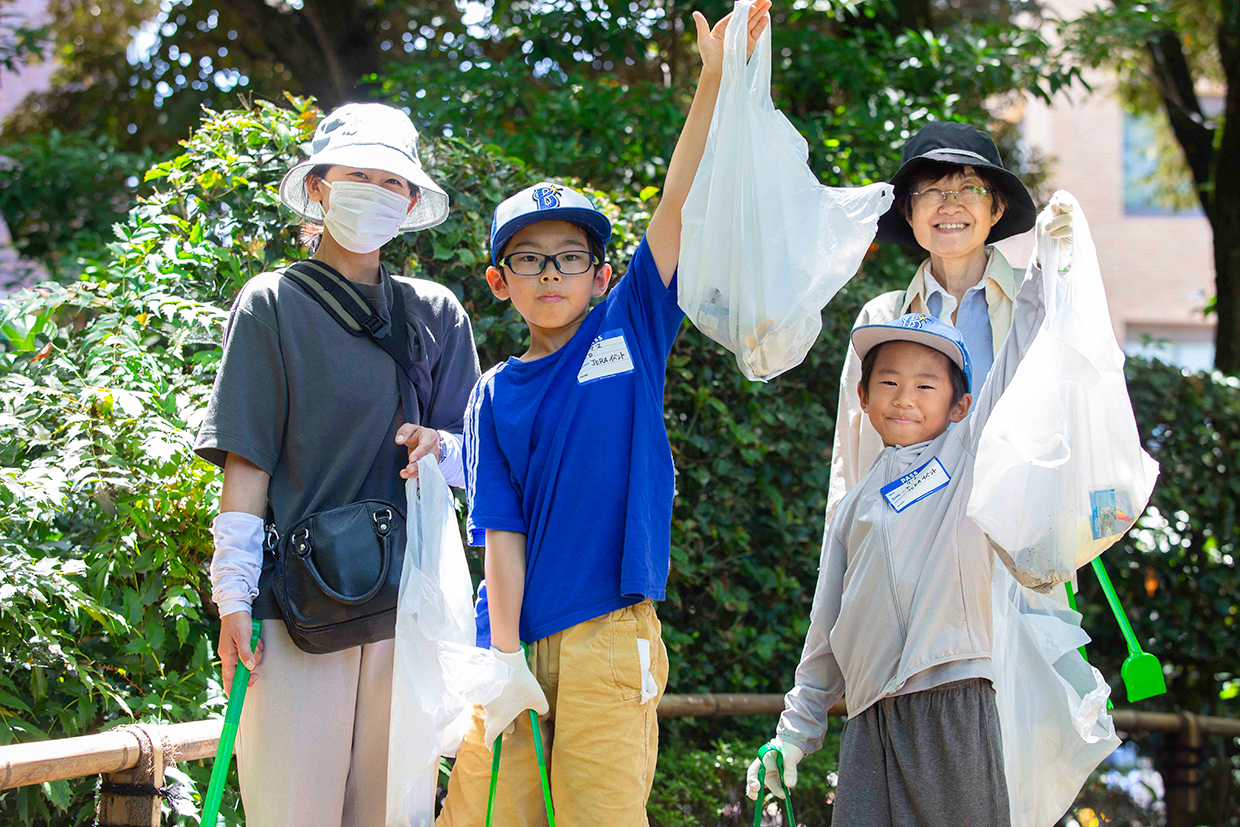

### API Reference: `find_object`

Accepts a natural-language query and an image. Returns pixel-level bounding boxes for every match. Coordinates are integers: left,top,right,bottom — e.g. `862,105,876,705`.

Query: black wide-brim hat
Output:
876,121,1037,250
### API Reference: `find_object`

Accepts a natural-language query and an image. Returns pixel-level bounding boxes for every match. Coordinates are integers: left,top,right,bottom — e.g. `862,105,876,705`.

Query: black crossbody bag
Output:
265,260,431,654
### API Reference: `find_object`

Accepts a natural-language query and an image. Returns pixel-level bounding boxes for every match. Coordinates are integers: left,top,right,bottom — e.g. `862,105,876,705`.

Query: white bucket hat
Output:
278,103,450,232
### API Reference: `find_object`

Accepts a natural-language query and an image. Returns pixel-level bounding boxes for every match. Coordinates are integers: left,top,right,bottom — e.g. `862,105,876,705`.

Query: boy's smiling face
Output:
859,341,972,447
486,220,611,335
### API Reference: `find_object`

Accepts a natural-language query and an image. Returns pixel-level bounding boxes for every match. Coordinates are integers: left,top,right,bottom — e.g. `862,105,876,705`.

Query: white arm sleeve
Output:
437,430,465,489
210,511,264,617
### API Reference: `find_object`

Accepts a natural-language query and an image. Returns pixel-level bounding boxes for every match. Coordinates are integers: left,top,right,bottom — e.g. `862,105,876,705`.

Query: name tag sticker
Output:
881,457,951,512
577,329,636,385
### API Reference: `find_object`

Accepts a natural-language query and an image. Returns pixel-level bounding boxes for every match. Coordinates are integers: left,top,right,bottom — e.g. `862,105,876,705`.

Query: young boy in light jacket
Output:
746,195,1078,826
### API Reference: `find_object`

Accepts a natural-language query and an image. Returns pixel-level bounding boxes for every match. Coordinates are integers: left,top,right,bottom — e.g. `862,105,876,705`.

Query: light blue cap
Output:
851,313,973,390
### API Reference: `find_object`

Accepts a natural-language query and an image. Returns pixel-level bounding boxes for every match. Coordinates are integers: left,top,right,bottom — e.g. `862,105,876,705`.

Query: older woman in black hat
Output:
825,120,1073,518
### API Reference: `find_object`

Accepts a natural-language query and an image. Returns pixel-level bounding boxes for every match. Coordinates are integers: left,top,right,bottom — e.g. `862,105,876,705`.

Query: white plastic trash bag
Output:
386,457,510,827
677,0,893,382
968,196,1159,591
991,566,1121,826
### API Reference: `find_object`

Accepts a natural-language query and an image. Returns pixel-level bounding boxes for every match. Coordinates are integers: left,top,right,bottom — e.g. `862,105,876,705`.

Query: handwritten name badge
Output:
880,457,951,512
577,329,636,385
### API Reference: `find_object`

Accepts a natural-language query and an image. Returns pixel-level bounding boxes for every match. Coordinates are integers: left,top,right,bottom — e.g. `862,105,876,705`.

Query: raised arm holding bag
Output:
677,0,893,381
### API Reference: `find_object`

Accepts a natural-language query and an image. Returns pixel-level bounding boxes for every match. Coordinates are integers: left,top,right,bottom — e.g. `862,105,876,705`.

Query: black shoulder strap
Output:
284,260,429,422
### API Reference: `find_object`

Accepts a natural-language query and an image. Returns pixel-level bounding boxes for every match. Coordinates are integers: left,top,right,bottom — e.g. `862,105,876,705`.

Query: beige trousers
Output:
437,600,669,827
236,619,394,827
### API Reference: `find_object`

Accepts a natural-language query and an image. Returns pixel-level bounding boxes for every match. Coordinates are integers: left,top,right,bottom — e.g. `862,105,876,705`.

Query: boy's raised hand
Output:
647,0,773,283
693,0,772,76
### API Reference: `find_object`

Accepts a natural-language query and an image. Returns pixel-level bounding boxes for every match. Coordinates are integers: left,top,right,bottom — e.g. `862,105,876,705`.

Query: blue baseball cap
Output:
490,182,612,265
851,313,973,390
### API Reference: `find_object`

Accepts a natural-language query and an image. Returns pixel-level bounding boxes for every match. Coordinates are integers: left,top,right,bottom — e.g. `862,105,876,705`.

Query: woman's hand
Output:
694,0,772,78
219,610,263,697
396,423,441,479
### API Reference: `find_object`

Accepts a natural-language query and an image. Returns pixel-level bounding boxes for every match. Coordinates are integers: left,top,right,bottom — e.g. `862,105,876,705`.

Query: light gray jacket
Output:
777,260,1050,755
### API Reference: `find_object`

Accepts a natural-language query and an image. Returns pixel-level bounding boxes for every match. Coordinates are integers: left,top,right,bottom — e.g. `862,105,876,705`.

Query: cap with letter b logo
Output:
490,181,612,265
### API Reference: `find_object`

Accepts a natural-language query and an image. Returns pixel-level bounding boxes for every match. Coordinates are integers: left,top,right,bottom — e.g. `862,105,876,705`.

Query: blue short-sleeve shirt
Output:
464,235,684,647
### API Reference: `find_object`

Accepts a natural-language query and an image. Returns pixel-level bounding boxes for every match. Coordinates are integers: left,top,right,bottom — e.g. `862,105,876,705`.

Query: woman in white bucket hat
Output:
194,102,480,826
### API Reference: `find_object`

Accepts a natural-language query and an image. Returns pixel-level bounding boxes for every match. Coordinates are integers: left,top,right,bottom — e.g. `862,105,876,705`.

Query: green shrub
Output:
648,736,841,827
0,130,157,273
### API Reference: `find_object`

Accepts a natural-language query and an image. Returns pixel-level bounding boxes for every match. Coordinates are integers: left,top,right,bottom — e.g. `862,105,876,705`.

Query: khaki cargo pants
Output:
437,600,669,827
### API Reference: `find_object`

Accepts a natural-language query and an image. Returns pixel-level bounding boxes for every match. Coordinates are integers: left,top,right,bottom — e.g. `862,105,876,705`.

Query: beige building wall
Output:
995,2,1217,371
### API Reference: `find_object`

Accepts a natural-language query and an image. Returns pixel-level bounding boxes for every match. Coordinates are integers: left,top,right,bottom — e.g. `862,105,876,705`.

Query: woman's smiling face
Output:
907,165,1005,261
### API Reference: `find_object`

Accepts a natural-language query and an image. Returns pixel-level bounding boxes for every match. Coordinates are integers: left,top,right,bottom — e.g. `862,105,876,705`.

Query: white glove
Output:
1035,190,1077,273
482,648,550,749
1037,190,1076,242
745,737,804,800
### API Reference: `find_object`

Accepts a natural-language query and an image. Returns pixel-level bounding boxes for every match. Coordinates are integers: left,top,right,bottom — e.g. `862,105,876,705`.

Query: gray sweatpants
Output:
832,678,1011,827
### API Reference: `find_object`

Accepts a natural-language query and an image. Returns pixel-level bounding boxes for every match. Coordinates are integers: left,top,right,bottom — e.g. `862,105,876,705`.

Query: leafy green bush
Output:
648,736,841,827
0,130,157,272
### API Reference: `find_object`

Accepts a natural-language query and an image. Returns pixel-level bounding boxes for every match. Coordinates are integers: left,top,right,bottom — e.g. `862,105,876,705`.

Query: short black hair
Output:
495,223,607,282
859,340,969,406
896,161,1007,223
299,163,334,252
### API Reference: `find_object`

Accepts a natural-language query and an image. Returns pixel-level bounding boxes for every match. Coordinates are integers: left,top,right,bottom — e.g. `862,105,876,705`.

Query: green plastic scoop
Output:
1090,557,1167,702
201,619,261,826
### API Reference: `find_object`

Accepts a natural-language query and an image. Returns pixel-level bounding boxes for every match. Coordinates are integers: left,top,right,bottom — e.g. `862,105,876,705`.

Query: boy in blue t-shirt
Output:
436,4,772,825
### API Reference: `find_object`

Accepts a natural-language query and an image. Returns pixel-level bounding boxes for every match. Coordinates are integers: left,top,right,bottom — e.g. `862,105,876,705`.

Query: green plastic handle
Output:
486,643,556,827
1065,581,1113,710
753,742,795,827
201,618,261,826
1090,557,1142,655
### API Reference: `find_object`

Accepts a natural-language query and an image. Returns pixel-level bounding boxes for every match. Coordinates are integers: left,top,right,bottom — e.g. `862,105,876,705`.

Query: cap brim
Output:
491,207,612,264
851,323,968,374
279,144,450,232
875,151,1037,250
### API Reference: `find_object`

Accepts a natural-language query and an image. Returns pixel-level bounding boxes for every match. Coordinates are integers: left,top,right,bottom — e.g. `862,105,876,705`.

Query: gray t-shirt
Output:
194,261,481,617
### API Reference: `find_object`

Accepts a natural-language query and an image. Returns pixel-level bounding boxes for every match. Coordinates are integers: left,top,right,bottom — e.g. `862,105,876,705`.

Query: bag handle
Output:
283,260,428,423
724,0,772,102
486,645,556,827
290,509,399,605
751,742,795,827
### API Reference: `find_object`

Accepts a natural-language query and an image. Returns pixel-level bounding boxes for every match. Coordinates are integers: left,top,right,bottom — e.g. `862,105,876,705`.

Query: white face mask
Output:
320,180,412,253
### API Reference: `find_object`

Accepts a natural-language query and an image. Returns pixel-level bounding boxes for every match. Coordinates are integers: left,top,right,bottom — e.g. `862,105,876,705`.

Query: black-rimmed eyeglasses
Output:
499,250,599,276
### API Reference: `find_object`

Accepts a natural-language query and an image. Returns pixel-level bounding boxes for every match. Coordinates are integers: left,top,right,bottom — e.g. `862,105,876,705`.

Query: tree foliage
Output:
0,130,154,270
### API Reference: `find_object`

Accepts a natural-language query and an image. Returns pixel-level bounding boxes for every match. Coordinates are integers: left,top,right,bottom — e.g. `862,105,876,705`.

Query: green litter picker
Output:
751,741,795,827
1089,557,1166,702
201,619,261,826
487,643,555,827
1067,557,1166,703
